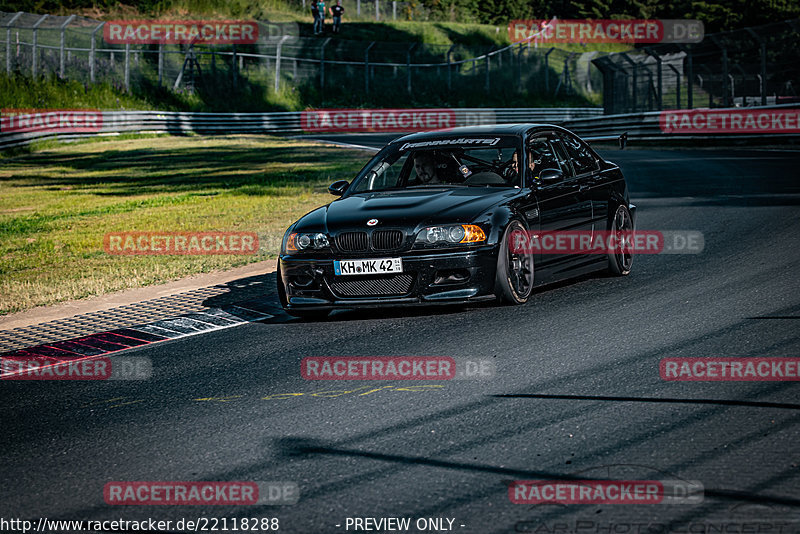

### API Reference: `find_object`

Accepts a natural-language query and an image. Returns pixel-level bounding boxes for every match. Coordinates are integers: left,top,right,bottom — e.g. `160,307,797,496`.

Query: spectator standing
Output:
330,0,344,34
311,1,321,34
317,0,327,34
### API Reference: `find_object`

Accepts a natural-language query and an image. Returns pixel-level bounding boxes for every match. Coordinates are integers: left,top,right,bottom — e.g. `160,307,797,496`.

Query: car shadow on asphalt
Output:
201,270,611,324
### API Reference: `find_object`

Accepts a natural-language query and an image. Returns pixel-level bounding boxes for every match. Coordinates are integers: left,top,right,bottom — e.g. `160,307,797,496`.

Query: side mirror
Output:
328,180,349,196
537,168,563,185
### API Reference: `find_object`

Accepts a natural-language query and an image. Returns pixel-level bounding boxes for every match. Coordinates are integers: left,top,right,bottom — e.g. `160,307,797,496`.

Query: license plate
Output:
334,258,403,276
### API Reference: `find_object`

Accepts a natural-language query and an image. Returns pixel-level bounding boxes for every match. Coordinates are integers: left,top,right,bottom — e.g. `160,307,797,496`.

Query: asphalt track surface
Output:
2,137,800,533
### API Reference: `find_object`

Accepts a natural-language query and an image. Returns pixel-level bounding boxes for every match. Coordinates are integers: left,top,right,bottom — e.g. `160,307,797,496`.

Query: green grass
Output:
0,134,371,314
0,74,159,111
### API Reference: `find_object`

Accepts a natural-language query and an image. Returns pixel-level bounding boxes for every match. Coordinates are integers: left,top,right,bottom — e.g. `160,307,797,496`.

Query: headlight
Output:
415,224,486,246
284,232,330,254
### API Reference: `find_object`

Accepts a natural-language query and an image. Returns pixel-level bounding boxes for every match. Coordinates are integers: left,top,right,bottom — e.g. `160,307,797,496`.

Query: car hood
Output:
295,188,519,232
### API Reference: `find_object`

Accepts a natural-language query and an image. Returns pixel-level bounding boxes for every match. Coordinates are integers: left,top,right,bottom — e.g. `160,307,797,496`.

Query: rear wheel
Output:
494,220,534,305
608,204,634,276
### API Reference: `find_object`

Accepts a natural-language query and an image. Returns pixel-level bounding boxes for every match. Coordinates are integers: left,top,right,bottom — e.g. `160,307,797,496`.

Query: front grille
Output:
330,274,414,297
371,229,404,251
336,232,369,252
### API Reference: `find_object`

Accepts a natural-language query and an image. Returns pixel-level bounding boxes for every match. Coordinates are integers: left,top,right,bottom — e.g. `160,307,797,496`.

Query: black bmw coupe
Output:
278,124,635,318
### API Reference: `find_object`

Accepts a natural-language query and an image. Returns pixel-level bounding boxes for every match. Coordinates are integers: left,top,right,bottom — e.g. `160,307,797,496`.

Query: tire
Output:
494,220,535,305
608,204,634,276
277,261,330,320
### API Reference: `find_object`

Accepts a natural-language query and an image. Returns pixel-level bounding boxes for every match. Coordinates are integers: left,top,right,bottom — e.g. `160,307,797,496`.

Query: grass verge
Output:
0,134,371,315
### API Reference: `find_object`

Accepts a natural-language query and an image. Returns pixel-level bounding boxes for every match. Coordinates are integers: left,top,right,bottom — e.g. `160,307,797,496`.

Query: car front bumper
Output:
279,247,499,310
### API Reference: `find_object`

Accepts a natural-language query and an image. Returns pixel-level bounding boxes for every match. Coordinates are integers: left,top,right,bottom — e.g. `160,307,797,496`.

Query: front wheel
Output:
494,220,535,305
608,204,634,276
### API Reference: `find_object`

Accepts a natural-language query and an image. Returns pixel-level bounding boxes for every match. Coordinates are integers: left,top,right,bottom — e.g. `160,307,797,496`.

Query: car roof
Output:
391,123,568,144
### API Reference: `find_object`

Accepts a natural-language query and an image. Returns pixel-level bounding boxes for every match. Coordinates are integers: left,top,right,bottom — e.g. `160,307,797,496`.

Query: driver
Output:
501,150,521,184
527,142,555,181
527,149,540,178
413,152,440,184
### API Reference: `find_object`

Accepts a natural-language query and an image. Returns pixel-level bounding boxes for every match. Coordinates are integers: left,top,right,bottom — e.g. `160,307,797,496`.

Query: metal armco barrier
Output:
0,108,602,149
1,105,798,150
561,103,800,141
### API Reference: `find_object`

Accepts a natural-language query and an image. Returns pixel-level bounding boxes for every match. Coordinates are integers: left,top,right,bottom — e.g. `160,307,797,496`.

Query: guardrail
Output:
1,105,798,150
0,108,603,149
562,104,800,142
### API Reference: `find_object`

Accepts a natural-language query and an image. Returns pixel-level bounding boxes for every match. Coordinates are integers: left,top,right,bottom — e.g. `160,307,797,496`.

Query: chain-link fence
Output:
290,0,430,22
593,19,800,114
0,10,603,109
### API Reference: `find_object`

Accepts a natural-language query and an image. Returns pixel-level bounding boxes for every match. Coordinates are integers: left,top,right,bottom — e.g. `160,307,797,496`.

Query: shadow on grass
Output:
0,140,370,195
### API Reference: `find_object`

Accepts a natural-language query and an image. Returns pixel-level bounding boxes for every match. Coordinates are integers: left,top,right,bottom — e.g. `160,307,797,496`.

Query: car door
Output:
558,131,607,236
528,131,593,275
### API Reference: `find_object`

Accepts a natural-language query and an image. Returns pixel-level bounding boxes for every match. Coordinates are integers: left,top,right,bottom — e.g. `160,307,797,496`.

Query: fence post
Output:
697,65,713,107
124,43,130,91
365,41,375,93
274,35,290,93
375,0,380,21
357,0,361,16
158,43,164,85
484,47,492,94
393,1,397,20
563,52,575,95
232,44,238,89
710,36,728,107
668,63,681,109
591,56,616,114
544,47,554,92
406,43,415,93
90,22,103,83
59,15,75,79
686,45,693,109
5,12,23,75
619,53,637,112
319,37,331,88
446,44,455,91
745,28,767,106
644,47,662,110
31,15,48,78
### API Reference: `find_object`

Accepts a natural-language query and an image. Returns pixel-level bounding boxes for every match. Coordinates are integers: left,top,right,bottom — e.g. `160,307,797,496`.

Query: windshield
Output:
349,135,522,193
